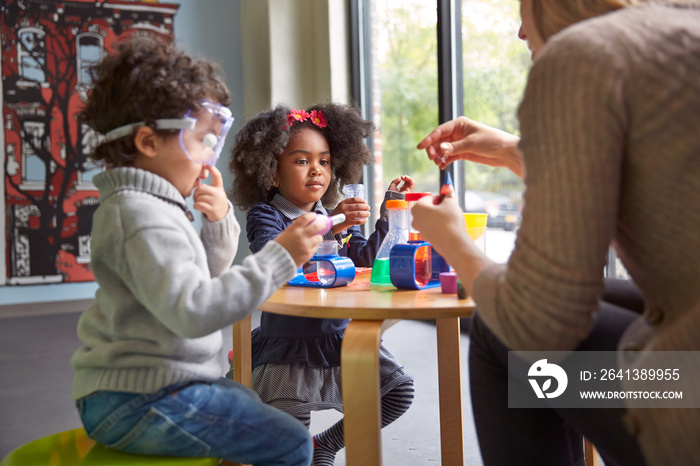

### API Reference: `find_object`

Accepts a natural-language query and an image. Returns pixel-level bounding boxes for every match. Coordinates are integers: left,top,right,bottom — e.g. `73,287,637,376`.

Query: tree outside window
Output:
371,0,439,200
461,0,528,197
366,0,528,262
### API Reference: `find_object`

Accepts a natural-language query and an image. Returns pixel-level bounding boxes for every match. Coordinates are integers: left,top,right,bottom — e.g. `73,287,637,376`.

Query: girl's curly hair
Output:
229,102,374,211
81,38,230,167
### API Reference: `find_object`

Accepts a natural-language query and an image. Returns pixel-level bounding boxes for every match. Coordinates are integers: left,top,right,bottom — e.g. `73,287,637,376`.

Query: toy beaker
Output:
406,192,433,286
405,192,432,242
343,183,366,200
315,240,340,285
370,200,409,287
465,213,488,252
390,192,434,289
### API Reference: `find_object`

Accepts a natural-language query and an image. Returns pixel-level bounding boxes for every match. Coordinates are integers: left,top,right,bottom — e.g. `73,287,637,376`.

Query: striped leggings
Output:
297,379,414,454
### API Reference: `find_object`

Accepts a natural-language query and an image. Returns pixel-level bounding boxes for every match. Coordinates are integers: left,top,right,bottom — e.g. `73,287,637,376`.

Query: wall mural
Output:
1,0,178,285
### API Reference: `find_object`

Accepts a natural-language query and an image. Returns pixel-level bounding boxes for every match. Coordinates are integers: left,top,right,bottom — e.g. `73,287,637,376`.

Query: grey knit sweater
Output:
471,3,700,464
72,167,296,400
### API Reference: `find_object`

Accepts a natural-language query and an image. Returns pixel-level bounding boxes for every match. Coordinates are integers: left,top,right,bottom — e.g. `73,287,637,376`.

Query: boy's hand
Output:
193,166,229,222
275,213,325,267
388,175,415,194
329,198,370,234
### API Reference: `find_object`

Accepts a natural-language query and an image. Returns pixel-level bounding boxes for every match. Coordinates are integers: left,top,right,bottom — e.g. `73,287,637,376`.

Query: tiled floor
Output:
0,301,484,465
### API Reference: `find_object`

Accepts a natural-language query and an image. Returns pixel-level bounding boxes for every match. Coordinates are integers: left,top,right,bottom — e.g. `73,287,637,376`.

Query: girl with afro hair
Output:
229,102,415,465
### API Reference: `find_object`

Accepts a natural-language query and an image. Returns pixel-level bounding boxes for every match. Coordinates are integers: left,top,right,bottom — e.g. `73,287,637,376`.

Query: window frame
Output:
76,123,102,189
350,0,623,278
19,120,47,190
436,0,465,209
75,32,104,87
350,0,466,231
17,27,47,84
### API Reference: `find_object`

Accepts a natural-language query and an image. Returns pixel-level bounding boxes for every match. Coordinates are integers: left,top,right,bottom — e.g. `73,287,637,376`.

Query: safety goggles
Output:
104,100,234,166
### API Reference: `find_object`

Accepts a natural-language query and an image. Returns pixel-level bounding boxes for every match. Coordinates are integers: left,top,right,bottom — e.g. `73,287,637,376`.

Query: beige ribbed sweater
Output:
471,2,700,464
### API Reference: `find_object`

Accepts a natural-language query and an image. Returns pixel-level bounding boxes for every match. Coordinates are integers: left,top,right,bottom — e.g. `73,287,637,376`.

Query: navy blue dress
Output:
245,195,413,416
247,201,387,368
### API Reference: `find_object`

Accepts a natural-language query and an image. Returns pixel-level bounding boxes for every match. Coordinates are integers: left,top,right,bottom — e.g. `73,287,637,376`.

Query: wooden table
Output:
231,274,475,466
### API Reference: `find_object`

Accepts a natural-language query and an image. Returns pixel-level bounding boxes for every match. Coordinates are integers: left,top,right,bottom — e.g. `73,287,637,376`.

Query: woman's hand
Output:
417,116,524,178
193,166,229,222
329,198,371,234
411,195,468,256
412,194,493,296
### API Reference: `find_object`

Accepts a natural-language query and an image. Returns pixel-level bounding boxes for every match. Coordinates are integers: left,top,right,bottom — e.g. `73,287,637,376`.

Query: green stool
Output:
0,428,225,466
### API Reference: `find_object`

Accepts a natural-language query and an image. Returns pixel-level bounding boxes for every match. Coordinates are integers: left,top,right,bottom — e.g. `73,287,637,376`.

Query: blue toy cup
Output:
389,241,439,290
287,240,355,288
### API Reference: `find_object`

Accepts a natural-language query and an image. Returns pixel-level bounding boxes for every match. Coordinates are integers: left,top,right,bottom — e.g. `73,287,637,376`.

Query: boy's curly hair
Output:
229,102,374,211
81,38,230,167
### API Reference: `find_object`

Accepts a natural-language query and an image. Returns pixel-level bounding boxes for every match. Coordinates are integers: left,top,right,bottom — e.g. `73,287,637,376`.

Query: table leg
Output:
341,320,383,466
229,314,254,466
436,317,465,465
231,314,252,388
584,438,599,466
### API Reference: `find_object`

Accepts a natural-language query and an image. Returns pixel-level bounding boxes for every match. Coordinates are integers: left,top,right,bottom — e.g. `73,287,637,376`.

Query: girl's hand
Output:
329,198,370,234
388,175,415,194
193,166,229,222
275,213,325,267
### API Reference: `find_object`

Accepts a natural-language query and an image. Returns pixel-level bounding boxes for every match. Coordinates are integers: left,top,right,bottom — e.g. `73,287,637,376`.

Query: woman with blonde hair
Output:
414,0,700,464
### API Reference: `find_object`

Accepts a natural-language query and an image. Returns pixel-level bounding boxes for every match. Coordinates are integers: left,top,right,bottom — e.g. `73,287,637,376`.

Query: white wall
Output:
240,0,350,115
173,0,248,268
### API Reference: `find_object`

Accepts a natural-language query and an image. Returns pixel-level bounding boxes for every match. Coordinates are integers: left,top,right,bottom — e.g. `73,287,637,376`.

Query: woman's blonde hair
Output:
532,0,639,41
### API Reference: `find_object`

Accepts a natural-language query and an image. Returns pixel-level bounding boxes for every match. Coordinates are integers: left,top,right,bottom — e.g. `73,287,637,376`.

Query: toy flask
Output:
370,200,409,287
402,192,433,287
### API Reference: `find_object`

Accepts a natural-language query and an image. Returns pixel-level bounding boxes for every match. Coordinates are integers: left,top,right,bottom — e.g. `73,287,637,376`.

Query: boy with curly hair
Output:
229,103,415,465
71,38,323,465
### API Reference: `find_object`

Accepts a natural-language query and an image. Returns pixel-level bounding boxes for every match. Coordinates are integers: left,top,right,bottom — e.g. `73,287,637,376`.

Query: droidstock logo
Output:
528,359,568,399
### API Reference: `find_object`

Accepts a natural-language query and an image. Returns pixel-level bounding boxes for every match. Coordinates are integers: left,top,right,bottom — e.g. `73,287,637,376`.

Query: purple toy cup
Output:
439,271,458,294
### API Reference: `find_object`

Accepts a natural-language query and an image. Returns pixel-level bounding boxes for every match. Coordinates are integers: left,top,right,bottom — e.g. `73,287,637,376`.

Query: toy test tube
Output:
314,213,346,235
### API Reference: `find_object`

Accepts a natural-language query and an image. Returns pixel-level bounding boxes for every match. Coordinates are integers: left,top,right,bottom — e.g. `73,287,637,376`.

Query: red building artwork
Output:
1,0,178,285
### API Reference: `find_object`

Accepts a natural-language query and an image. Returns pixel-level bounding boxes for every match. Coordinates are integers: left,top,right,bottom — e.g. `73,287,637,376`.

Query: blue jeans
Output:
76,378,312,466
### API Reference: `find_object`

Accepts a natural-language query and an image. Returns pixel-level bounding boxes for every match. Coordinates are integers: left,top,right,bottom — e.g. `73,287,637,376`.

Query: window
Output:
20,121,47,189
78,158,101,186
459,0,627,277
76,34,103,86
17,27,46,83
461,0,528,261
361,0,439,218
353,0,528,263
77,124,103,188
